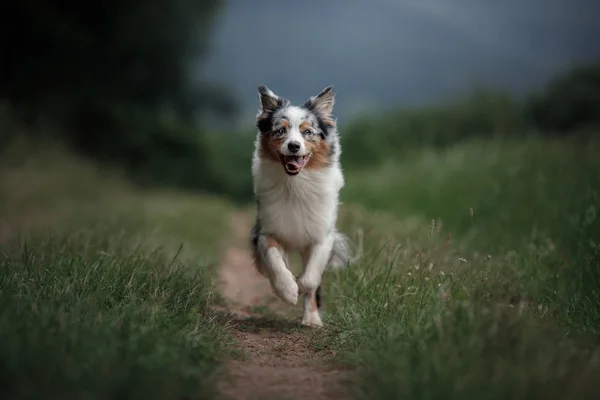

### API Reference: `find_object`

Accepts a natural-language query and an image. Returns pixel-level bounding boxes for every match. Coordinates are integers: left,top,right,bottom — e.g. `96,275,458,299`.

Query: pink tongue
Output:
285,156,306,168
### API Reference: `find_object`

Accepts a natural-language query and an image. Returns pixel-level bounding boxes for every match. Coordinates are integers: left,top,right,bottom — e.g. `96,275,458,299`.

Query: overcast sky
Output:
203,0,600,120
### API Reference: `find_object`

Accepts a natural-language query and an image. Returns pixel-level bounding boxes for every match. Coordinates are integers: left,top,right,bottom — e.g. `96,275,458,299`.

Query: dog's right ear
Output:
258,85,279,113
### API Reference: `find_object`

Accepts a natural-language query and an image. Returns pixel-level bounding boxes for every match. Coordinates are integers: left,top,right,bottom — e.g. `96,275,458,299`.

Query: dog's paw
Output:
296,273,321,294
301,312,323,328
272,273,298,305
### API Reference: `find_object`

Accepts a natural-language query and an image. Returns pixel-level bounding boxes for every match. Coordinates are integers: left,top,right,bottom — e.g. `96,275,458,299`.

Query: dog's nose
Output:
287,141,301,154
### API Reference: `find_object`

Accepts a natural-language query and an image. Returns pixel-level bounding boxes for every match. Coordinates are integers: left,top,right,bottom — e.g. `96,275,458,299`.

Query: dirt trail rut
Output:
216,211,350,400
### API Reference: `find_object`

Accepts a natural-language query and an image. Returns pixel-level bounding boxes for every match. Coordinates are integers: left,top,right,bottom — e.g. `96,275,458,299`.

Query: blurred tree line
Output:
526,63,600,133
1,1,599,203
1,0,244,196
341,61,600,169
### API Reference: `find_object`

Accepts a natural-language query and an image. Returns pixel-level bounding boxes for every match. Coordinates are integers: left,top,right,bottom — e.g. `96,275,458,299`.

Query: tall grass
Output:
344,134,600,252
2,61,600,399
317,133,600,400
0,140,235,399
0,236,225,400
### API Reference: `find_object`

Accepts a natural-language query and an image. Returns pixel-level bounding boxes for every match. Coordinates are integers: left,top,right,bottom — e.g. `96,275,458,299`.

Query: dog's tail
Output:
328,228,364,269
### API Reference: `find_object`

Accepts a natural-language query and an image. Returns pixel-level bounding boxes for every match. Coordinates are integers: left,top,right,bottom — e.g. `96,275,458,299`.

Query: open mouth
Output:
279,154,309,176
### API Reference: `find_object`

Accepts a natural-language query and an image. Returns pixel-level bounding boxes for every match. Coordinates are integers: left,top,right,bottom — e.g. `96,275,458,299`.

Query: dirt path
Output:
216,211,350,400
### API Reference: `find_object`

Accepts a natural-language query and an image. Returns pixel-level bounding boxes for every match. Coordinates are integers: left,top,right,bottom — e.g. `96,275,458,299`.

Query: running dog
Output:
250,85,357,327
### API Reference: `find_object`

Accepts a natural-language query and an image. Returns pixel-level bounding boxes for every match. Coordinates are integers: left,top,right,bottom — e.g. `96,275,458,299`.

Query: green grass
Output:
316,132,600,400
343,134,600,252
3,131,600,399
0,139,235,399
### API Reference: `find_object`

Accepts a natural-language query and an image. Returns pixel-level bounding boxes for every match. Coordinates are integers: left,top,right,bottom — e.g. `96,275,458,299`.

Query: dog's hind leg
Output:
251,234,298,305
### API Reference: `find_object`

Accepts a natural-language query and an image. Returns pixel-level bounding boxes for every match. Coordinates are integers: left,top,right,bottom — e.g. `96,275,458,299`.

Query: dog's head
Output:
255,85,338,176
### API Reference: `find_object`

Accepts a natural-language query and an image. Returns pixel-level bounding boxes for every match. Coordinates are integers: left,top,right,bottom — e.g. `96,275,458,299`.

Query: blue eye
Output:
303,129,312,135
277,127,286,134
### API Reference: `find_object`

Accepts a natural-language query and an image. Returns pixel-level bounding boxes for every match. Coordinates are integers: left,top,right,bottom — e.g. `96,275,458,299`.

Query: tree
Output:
526,62,600,133
0,0,237,189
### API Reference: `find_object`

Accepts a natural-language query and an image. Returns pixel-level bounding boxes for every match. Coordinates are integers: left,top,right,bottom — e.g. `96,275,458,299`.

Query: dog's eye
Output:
303,129,312,135
276,127,286,134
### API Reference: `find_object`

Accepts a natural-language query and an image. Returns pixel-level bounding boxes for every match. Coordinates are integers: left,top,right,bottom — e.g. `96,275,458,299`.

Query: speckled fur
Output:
249,85,358,327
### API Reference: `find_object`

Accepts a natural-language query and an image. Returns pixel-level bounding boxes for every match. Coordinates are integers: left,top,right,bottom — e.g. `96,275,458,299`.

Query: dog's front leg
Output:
297,234,334,295
256,235,298,305
298,236,335,327
301,289,322,327
298,250,325,327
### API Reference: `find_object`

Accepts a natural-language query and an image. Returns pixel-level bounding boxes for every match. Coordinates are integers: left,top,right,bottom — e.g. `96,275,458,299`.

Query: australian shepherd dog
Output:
250,85,359,327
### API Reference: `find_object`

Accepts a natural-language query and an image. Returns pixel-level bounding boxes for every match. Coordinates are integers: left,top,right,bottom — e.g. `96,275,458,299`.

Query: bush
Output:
0,0,239,197
525,62,600,133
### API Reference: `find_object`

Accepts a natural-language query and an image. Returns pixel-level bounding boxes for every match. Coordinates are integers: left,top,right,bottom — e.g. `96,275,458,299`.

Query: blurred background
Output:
2,0,600,202
1,1,600,399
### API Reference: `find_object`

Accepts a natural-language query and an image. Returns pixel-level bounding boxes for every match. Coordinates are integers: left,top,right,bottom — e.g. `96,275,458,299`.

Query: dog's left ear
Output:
305,86,335,117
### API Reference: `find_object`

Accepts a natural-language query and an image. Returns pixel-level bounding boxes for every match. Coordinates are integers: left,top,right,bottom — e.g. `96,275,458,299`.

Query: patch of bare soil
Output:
216,212,350,400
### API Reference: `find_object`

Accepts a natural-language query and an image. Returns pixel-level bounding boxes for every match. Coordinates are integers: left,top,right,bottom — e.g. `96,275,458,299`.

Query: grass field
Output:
319,133,600,399
1,132,599,399
0,140,235,399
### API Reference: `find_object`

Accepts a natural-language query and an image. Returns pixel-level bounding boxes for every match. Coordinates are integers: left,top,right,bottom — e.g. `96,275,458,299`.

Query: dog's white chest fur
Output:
252,159,344,249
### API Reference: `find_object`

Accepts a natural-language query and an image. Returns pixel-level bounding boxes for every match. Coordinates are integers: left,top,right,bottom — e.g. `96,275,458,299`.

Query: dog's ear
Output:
305,86,335,117
258,85,280,113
